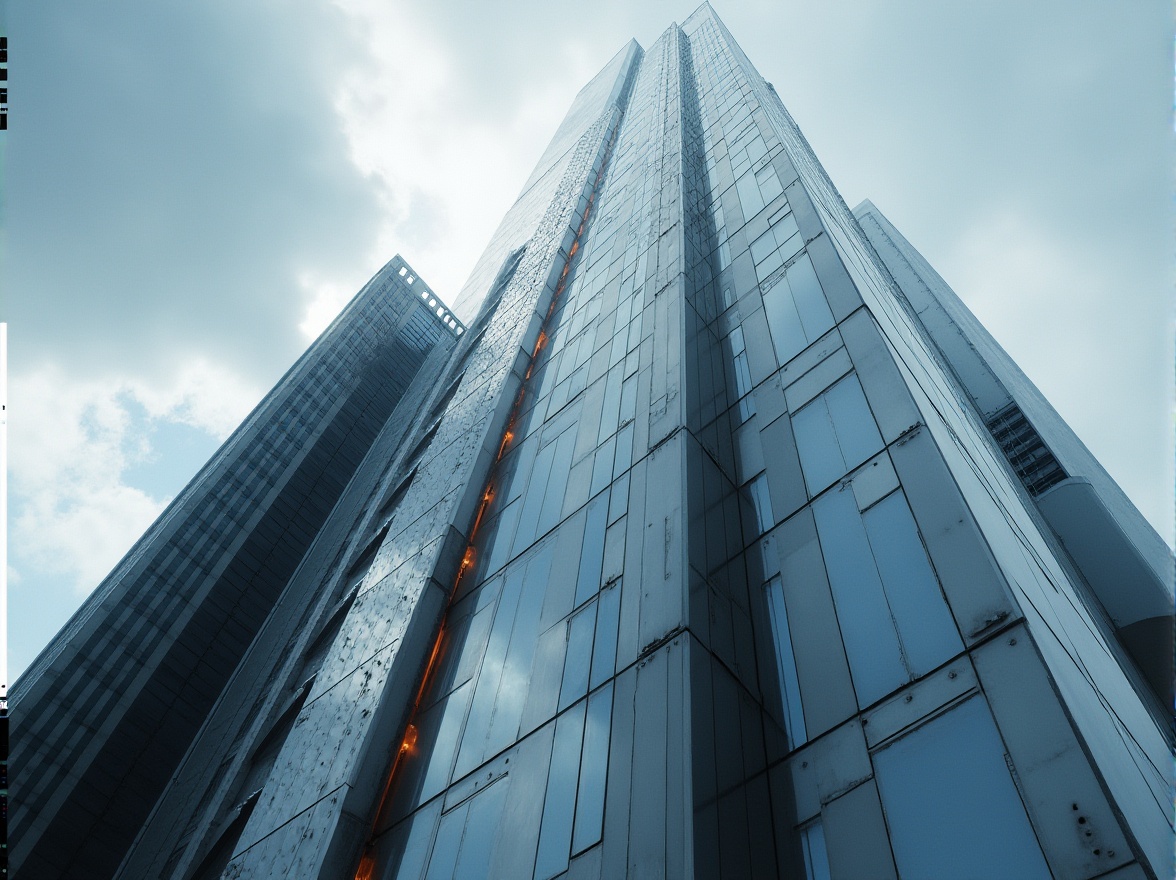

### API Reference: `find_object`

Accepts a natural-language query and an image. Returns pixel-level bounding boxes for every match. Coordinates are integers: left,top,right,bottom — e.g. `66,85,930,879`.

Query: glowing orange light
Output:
497,430,514,460
354,105,624,880
354,853,376,880
400,723,418,753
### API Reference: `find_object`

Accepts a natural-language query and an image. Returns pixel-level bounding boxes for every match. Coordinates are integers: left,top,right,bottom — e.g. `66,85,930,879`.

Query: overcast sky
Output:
6,0,1171,682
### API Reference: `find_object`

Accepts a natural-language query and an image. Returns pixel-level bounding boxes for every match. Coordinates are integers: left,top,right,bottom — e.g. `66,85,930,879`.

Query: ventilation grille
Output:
986,403,1067,497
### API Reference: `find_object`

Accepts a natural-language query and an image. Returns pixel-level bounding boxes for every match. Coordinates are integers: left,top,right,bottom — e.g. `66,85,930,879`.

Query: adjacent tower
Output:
16,6,1173,879
10,256,463,878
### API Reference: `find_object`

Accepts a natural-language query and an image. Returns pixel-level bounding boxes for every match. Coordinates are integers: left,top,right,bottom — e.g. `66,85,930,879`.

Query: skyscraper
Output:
15,5,1173,879
10,256,465,877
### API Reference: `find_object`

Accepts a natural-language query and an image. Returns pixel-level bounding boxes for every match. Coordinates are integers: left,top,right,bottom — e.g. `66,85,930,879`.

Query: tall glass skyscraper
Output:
15,6,1173,879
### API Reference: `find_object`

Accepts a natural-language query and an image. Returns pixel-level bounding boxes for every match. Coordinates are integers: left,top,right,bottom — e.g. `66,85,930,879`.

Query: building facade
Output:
18,5,1174,879
10,256,463,878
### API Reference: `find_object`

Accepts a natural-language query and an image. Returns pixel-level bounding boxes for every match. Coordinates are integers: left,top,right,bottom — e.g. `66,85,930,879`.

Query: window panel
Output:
873,696,1051,879
770,208,799,244
485,549,552,756
762,280,809,365
571,683,614,854
558,605,596,712
755,162,783,204
390,800,441,880
750,231,777,265
589,581,621,690
613,423,635,477
452,778,509,880
511,441,558,557
418,681,474,804
812,490,907,706
791,398,844,492
534,702,587,879
765,576,806,748
575,494,608,607
746,473,774,535
454,570,525,777
861,491,961,674
590,436,616,497
607,473,629,525
537,429,578,537
757,247,785,278
735,169,765,219
822,374,883,469
423,800,466,880
800,820,831,880
784,255,834,342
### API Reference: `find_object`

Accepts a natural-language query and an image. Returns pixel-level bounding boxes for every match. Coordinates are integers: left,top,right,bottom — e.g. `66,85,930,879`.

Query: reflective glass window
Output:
736,169,765,219
423,802,464,880
755,162,783,204
812,489,907,706
792,374,882,492
873,696,1051,879
861,491,961,673
558,605,595,711
813,486,961,706
571,683,613,854
452,778,509,879
765,576,806,748
575,494,608,606
746,472,774,534
390,800,440,880
589,581,621,689
762,254,835,365
800,820,831,880
534,702,587,878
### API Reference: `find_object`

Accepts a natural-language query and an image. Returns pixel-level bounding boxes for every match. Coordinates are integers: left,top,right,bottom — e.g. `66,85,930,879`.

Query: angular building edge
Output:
854,197,1174,709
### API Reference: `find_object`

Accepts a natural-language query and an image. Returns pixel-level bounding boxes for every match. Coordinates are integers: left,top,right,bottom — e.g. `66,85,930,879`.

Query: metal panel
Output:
972,625,1134,878
771,509,857,737
486,727,554,878
889,428,1017,641
758,414,808,525
599,666,636,878
628,645,670,876
783,347,853,413
821,780,897,880
872,694,1052,880
812,719,872,808
837,309,921,443
846,452,899,513
861,656,976,749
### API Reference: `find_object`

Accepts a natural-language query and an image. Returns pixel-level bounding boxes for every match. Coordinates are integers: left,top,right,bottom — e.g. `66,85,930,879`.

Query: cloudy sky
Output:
6,0,1171,682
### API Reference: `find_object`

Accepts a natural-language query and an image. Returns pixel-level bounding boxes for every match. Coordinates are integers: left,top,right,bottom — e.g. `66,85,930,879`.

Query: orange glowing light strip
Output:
353,117,621,880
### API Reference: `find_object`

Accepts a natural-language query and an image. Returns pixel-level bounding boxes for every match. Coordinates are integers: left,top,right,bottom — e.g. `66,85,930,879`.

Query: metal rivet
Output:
948,671,957,679
1009,637,1017,645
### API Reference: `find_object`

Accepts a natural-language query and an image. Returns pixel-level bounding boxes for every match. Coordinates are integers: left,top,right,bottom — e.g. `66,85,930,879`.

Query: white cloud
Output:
128,359,265,439
9,363,263,595
296,269,369,341
313,0,589,317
